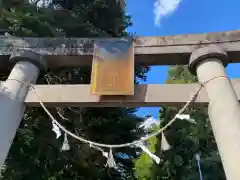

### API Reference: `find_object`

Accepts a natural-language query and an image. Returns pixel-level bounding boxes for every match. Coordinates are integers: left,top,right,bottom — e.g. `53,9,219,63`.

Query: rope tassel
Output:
52,121,61,139
161,132,171,151
61,133,70,151
175,114,196,124
137,143,160,164
106,149,117,169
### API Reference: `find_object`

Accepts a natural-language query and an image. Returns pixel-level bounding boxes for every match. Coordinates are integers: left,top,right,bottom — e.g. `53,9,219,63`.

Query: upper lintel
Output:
0,30,240,68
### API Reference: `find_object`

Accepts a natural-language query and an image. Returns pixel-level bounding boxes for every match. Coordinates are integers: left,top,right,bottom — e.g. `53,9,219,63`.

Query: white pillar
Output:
189,45,240,180
0,49,45,168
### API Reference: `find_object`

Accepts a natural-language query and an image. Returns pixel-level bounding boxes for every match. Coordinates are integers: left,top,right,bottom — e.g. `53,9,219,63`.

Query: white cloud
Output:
154,0,182,26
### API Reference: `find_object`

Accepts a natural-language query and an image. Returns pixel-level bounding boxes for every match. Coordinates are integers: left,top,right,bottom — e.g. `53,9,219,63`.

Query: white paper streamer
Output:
52,121,61,139
89,143,109,160
102,152,109,158
139,116,159,129
175,114,196,124
106,149,117,169
5,32,12,37
137,143,160,164
161,132,171,151
61,133,70,151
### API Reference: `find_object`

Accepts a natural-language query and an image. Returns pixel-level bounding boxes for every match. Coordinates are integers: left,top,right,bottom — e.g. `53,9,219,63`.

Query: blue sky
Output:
126,0,240,118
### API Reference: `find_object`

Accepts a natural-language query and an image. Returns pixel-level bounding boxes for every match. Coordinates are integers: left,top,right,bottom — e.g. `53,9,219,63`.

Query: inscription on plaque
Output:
91,38,134,95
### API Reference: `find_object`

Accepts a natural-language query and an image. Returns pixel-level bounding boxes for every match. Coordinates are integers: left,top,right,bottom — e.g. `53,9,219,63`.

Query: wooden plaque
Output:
91,38,134,95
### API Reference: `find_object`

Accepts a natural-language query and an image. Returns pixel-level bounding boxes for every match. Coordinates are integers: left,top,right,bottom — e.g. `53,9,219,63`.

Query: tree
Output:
134,66,225,180
133,123,159,180
0,1,149,179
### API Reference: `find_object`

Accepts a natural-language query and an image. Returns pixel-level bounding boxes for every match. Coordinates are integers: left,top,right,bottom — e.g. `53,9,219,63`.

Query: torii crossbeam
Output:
1,30,240,68
21,80,240,107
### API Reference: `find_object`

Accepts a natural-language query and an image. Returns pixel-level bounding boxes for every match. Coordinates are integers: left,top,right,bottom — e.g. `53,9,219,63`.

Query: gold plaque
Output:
91,38,134,95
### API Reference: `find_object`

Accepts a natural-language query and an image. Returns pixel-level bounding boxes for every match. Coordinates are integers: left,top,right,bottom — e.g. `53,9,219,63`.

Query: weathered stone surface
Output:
0,30,240,68
189,45,229,75
21,79,240,107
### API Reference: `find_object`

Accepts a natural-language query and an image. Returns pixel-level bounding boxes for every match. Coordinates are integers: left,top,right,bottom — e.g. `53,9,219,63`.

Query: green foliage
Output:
0,0,148,179
134,136,158,180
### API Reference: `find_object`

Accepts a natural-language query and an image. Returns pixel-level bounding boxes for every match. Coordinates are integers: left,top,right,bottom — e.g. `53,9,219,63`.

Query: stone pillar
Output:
0,49,46,168
189,45,240,180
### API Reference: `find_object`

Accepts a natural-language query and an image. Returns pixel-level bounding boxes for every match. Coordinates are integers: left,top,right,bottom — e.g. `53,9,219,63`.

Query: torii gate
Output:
0,30,240,180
